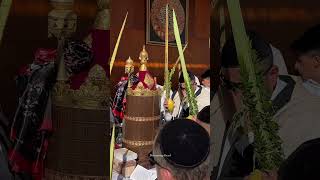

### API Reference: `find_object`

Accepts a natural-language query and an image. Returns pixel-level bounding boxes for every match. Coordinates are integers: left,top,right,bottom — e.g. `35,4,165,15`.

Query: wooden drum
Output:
123,92,160,168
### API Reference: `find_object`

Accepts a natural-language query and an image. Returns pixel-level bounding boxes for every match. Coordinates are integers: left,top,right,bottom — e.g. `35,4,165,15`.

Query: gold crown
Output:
139,45,149,61
97,0,110,10
139,45,149,71
94,9,110,30
53,65,110,110
127,83,160,97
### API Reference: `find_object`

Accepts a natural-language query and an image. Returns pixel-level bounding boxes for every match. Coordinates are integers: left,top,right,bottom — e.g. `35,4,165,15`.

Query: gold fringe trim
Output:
45,168,108,180
124,115,160,122
127,87,160,96
122,139,154,146
52,65,110,110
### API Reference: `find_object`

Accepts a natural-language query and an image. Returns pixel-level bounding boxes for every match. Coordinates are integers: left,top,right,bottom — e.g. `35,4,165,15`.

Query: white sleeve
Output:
271,44,288,75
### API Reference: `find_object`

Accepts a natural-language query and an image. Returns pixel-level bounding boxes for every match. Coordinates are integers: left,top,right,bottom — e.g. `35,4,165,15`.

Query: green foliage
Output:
226,0,283,170
172,10,198,116
0,0,12,45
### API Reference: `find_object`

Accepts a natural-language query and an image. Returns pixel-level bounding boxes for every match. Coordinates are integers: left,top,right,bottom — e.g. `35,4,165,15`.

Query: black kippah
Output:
159,119,210,168
179,71,195,83
201,69,210,79
221,31,273,73
291,24,320,55
197,106,210,124
278,138,320,180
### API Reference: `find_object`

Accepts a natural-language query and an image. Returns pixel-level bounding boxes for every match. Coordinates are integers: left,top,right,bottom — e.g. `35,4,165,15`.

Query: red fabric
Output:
18,66,31,76
8,150,32,173
40,98,52,132
132,71,156,90
34,48,57,64
69,29,110,90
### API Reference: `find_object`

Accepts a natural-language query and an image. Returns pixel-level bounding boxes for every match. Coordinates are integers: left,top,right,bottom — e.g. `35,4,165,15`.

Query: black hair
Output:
197,106,210,124
291,24,320,56
179,71,196,83
201,69,210,79
159,118,210,168
221,31,273,73
278,138,320,180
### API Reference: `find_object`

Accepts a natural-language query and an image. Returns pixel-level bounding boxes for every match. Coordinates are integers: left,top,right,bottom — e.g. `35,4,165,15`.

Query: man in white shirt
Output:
163,72,210,120
291,24,320,96
270,44,288,75
211,32,320,180
201,69,211,90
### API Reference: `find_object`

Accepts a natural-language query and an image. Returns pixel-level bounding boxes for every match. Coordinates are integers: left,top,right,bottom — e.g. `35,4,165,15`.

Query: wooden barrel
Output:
45,105,109,180
123,94,160,168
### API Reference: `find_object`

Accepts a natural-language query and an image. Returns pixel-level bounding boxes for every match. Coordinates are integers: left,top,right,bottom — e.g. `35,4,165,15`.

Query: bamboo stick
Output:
164,4,170,99
0,0,12,45
109,12,128,75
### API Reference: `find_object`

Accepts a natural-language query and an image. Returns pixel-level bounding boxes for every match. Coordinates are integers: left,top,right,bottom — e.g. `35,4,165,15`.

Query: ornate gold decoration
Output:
45,168,107,180
139,45,149,71
143,73,156,89
48,10,77,38
124,115,160,122
52,65,110,110
127,84,160,97
122,139,154,146
125,56,134,74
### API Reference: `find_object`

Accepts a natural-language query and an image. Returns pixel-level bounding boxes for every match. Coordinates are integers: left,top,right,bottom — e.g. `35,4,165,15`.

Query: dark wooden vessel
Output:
123,93,160,168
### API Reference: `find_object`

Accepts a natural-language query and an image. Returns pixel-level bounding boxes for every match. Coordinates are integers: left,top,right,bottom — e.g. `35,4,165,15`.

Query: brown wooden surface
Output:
110,0,211,91
126,95,160,116
0,0,98,119
46,105,109,176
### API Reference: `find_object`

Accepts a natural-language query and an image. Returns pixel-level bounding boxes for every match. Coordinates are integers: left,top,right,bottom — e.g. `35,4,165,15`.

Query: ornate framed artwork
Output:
146,0,189,46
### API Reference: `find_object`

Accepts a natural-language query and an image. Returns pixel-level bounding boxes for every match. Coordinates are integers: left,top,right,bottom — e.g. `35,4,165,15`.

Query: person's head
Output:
196,106,210,134
179,72,197,98
291,24,320,83
152,119,210,180
278,138,320,180
220,31,278,110
201,69,211,88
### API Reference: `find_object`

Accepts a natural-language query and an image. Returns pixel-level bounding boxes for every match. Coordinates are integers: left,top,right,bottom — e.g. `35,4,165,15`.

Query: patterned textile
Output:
112,75,139,123
64,39,93,75
9,50,56,180
69,29,110,90
34,49,57,65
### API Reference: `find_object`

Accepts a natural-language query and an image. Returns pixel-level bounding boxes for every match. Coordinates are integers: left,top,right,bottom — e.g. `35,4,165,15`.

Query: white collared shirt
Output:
303,79,320,97
217,78,287,178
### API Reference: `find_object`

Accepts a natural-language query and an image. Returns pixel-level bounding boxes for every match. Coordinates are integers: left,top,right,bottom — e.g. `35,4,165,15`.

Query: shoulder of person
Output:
289,75,320,101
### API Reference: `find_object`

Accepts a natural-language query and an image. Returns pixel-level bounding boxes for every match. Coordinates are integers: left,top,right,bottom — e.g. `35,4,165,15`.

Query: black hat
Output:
221,31,273,74
179,71,195,83
278,138,320,180
201,69,210,79
291,24,320,55
197,106,210,124
159,119,210,168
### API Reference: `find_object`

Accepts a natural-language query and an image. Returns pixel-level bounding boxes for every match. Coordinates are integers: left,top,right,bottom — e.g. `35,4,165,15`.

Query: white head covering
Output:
270,44,288,75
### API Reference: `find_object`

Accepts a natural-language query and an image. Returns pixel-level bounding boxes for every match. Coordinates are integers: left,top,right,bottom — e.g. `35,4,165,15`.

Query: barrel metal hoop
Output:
124,115,160,122
122,139,154,146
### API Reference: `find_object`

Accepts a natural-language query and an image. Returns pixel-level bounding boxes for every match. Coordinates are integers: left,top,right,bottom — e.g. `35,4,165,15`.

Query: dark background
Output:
0,0,98,120
110,0,210,93
211,0,320,92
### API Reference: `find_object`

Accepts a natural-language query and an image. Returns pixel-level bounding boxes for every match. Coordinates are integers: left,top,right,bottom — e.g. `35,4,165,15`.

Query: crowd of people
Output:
1,19,320,180
151,24,320,180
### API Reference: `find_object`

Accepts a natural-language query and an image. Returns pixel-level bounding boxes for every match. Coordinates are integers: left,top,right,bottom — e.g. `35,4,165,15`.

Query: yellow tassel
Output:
249,170,263,180
167,98,174,113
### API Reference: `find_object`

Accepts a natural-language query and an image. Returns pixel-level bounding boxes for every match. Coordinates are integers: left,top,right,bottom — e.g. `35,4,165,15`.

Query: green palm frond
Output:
173,10,198,116
226,0,283,170
0,0,12,45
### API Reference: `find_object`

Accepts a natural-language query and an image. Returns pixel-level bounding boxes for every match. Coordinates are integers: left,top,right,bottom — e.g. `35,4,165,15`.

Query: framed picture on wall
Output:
146,0,189,46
